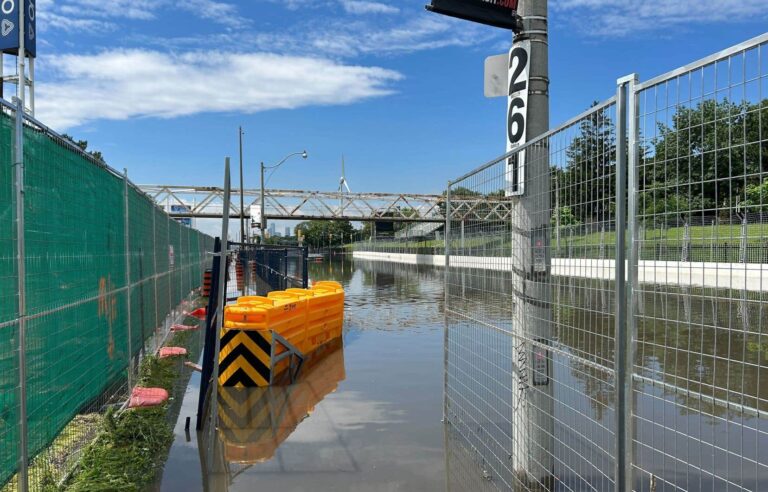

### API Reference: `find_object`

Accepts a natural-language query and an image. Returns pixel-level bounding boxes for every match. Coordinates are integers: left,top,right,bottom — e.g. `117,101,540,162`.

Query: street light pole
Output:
260,161,266,243
260,151,308,244
239,126,245,243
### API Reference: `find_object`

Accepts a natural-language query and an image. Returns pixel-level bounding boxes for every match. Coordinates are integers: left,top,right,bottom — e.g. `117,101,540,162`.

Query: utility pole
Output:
510,0,553,487
260,161,266,243
239,126,245,244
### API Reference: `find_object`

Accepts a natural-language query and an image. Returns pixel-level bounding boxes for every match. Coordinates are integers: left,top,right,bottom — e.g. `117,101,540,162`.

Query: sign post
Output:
0,0,35,112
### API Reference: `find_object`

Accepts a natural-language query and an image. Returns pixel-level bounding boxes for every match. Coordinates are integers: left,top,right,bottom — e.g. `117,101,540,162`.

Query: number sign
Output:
0,0,36,57
506,39,529,196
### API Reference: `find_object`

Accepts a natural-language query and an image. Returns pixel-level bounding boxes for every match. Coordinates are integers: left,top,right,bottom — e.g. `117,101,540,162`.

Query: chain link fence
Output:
445,33,768,491
0,99,214,491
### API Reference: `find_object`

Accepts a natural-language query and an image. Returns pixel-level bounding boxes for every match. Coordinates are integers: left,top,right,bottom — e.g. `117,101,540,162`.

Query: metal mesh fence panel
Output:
0,105,19,487
236,244,308,295
446,99,619,491
445,32,768,492
629,35,768,492
0,102,215,490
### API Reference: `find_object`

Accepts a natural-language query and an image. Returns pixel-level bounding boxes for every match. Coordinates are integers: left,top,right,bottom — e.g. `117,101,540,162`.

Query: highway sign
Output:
0,0,36,57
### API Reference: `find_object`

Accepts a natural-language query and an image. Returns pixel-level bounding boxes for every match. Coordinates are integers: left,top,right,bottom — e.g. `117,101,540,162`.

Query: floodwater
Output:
157,257,768,492
158,256,460,491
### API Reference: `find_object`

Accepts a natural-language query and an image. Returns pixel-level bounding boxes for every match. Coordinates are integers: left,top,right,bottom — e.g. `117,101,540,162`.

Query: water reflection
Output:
445,265,768,490
202,340,347,490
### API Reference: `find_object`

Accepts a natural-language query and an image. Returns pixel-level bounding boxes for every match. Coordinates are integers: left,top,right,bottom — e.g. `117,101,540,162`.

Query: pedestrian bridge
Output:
138,185,516,223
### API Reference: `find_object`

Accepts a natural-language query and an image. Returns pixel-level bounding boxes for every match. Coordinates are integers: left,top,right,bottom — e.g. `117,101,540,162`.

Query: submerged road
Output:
352,251,768,292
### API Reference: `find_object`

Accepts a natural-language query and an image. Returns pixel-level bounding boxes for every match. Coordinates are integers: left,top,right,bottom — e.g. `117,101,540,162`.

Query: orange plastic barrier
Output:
219,281,344,387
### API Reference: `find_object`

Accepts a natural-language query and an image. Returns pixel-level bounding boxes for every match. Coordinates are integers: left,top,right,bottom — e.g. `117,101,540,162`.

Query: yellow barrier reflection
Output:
215,339,346,464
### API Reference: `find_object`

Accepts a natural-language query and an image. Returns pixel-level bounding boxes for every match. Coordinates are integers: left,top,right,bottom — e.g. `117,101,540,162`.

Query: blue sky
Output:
26,0,768,198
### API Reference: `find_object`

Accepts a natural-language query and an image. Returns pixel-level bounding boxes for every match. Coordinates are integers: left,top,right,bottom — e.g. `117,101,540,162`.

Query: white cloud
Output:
42,12,117,33
552,0,768,36
307,16,498,57
176,0,250,28
36,49,403,129
40,0,246,31
340,0,400,15
57,0,162,20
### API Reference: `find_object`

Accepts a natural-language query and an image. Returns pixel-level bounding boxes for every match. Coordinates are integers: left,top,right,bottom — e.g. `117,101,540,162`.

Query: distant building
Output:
268,223,276,237
285,226,291,237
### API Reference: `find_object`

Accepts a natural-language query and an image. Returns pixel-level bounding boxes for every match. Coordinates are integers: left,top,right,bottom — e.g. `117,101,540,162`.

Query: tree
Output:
561,102,616,224
62,133,105,162
295,220,355,247
642,98,768,219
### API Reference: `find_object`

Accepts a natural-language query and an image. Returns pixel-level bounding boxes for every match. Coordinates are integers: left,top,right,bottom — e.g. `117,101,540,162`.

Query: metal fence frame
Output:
444,31,768,491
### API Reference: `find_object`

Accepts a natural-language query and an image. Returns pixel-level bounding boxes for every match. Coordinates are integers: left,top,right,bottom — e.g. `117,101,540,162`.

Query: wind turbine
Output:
339,155,351,215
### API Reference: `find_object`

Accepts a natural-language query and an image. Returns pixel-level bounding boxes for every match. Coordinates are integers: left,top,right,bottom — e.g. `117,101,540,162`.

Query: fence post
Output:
153,208,159,333
443,181,451,424
739,216,747,263
615,73,638,492
123,169,134,388
210,158,231,436
14,97,29,492
168,213,172,315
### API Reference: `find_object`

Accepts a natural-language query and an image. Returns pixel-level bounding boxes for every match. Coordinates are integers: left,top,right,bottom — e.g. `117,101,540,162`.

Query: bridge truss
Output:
138,185,516,223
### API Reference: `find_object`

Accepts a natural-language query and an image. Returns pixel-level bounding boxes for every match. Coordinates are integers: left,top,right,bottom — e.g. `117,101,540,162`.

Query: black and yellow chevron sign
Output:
218,328,273,387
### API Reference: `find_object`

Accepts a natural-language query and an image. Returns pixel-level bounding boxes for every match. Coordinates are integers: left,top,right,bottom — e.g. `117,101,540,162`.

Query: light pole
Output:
239,127,245,243
260,150,308,242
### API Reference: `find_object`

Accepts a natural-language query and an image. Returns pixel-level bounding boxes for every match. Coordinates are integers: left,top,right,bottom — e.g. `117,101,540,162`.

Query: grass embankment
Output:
353,224,768,252
62,328,197,492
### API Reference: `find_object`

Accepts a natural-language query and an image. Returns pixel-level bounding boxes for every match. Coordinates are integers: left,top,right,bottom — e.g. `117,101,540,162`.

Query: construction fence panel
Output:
22,121,132,489
0,106,19,487
445,32,768,492
446,99,619,491
629,35,768,492
0,100,215,490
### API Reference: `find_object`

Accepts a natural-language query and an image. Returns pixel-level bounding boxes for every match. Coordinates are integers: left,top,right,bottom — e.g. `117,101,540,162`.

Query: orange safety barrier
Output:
219,281,344,387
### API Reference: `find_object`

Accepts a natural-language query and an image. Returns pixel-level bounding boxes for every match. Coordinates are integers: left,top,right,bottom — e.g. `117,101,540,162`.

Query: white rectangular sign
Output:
249,204,262,228
506,39,530,196
484,53,507,98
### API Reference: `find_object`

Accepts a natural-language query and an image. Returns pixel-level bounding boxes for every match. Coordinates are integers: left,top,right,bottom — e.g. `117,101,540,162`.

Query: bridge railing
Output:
445,32,768,491
0,98,215,490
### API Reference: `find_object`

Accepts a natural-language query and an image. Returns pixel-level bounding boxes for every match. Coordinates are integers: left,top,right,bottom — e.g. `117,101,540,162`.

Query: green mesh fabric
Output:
0,111,215,485
0,111,19,486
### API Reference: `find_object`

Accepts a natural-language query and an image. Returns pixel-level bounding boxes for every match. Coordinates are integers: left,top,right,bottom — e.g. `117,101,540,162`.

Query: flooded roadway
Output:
158,256,457,491
157,256,768,491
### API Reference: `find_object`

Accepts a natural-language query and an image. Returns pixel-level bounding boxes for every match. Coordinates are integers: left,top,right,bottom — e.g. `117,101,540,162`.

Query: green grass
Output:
564,223,768,247
62,328,198,492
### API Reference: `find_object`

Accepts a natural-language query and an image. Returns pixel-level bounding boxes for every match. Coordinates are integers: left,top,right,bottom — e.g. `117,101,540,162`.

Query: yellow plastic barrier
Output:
218,282,344,387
